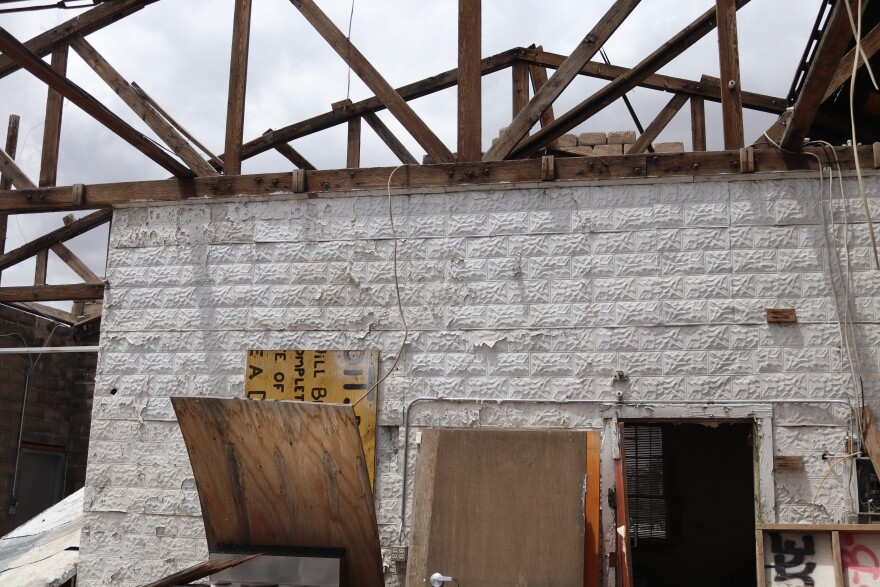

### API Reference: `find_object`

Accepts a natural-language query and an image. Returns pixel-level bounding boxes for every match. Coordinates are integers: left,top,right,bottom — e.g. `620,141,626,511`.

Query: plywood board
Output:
172,397,383,587
407,428,588,587
841,532,880,586
763,531,835,587
244,349,377,487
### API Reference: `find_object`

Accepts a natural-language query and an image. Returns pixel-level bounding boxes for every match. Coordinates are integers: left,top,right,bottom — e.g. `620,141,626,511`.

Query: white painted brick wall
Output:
80,173,880,586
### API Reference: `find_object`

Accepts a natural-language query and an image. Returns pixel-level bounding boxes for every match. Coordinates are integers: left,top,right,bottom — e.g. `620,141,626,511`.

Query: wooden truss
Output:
0,0,877,309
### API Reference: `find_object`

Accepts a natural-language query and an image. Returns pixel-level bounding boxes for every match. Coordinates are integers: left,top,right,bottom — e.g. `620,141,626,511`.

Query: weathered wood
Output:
0,146,36,190
626,92,689,154
172,397,383,587
289,0,454,164
0,210,111,270
755,528,766,587
70,36,218,177
512,0,753,159
33,249,48,286
824,21,880,101
240,48,519,160
585,431,601,587
458,0,481,162
362,113,418,165
0,284,104,302
512,62,530,118
274,143,316,170
347,116,362,169
484,0,641,161
781,0,860,150
0,146,873,214
39,45,68,188
0,0,159,81
527,47,556,128
766,308,796,323
521,48,786,114
50,242,102,284
224,0,253,176
8,302,75,325
862,406,880,489
0,27,194,179
406,429,586,587
715,0,745,149
832,531,844,587
140,555,262,587
616,423,633,587
0,115,19,282
691,96,707,151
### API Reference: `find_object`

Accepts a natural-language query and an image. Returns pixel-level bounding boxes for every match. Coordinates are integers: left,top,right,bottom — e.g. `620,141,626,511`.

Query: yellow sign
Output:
244,349,378,487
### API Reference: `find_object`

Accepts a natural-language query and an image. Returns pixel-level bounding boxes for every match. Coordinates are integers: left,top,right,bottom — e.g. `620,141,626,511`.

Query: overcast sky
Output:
0,0,823,302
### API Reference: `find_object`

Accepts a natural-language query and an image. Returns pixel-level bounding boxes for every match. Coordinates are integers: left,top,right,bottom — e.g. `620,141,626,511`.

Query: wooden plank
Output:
289,0,454,164
512,61,530,118
69,36,218,177
458,0,481,162
33,249,48,286
0,210,111,271
691,96,707,151
766,308,796,323
347,116,362,169
0,284,104,302
240,48,519,160
484,0,641,161
521,48,786,115
824,20,880,101
362,113,418,165
626,92,689,154
406,428,438,586
716,0,745,149
0,146,36,190
511,0,753,159
756,528,766,587
528,48,556,128
616,423,633,587
0,0,159,81
171,397,383,587
406,429,586,587
832,530,844,587
781,0,860,150
274,143,317,170
862,406,880,487
8,302,75,325
38,44,68,188
224,0,253,176
585,430,601,587
50,242,102,284
0,27,194,179
140,554,261,587
0,115,19,282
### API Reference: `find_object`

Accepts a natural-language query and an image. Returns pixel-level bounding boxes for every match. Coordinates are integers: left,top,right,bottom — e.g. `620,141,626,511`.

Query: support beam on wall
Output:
715,0,744,149
0,27,193,178
0,210,111,271
691,96,707,152
0,284,104,303
484,0,641,161
512,62,530,118
347,116,361,169
626,92,689,154
70,36,218,177
224,0,253,176
39,45,68,188
510,0,752,159
288,0,454,164
34,249,48,286
781,0,860,150
458,0,482,162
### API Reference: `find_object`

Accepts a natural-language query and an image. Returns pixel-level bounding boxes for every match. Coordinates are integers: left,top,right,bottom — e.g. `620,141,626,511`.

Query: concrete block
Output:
556,133,578,147
654,141,685,153
592,143,623,156
607,130,637,145
577,131,606,146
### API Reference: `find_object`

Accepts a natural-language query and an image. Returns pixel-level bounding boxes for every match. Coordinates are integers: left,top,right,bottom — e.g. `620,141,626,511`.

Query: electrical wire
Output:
344,0,355,103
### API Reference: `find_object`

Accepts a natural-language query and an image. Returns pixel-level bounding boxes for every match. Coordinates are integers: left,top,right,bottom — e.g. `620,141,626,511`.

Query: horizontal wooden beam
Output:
512,0,752,159
0,26,194,179
519,50,786,114
0,284,104,303
0,209,112,270
238,48,521,161
0,0,159,81
0,146,873,214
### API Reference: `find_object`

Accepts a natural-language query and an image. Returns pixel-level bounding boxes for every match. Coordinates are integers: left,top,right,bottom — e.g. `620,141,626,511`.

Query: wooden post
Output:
347,116,361,169
626,92,689,154
34,249,48,286
224,0,253,176
458,0,481,161
39,44,68,188
715,0,744,149
528,49,555,129
690,96,707,151
512,62,529,118
0,115,19,282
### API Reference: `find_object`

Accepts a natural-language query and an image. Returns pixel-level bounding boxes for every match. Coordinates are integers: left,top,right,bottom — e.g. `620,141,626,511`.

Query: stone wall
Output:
79,172,880,586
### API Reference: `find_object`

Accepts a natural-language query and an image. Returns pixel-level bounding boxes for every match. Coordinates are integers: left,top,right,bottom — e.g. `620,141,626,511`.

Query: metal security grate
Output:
624,425,667,541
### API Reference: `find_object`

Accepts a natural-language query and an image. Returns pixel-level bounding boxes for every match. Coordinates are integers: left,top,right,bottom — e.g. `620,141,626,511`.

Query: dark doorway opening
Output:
625,422,756,587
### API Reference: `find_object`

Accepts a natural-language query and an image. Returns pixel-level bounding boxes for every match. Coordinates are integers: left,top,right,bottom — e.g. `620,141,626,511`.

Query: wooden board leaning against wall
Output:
244,349,378,488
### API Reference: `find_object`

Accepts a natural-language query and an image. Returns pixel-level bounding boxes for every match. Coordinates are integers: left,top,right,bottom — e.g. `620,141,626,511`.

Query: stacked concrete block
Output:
577,132,606,146
593,143,623,156
556,133,578,147
655,141,685,154
79,173,880,586
607,130,637,145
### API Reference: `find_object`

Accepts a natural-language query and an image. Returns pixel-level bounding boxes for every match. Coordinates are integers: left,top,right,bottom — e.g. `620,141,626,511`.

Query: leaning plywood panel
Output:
171,397,383,587
407,428,588,587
